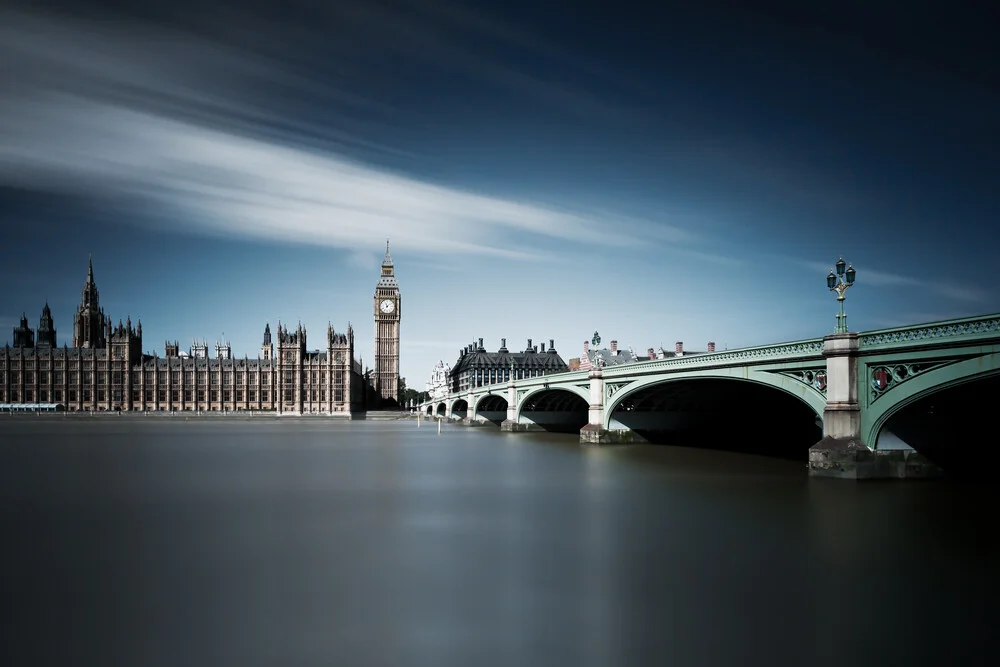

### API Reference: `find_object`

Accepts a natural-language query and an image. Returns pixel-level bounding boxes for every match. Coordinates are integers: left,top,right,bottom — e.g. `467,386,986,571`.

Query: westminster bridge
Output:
419,313,1000,479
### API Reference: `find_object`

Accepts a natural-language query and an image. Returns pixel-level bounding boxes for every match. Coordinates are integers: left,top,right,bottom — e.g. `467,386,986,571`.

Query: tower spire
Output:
87,253,94,283
382,239,393,266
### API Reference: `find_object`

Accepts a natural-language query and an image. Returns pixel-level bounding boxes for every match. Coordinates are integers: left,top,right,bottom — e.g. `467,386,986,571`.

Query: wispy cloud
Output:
785,258,987,303
0,7,688,259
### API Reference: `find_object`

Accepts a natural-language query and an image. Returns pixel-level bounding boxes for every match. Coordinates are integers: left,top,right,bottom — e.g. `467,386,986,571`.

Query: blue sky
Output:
0,0,997,386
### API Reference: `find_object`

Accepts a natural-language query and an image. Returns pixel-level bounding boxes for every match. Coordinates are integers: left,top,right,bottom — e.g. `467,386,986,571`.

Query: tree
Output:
398,377,429,408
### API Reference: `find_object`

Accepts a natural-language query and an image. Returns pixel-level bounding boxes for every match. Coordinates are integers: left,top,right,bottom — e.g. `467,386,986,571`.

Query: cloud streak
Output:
788,258,987,303
0,7,691,259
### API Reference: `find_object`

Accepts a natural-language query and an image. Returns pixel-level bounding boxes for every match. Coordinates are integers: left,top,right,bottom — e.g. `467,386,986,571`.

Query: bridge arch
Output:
605,371,824,458
605,368,826,428
473,393,509,426
450,398,468,419
435,402,447,416
515,385,590,433
425,404,433,415
864,352,1000,449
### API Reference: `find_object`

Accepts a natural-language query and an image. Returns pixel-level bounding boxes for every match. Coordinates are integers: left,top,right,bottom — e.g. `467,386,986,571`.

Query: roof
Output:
451,346,568,377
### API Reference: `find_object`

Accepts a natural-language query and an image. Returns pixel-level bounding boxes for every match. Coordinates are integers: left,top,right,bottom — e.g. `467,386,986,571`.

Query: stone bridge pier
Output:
808,333,941,479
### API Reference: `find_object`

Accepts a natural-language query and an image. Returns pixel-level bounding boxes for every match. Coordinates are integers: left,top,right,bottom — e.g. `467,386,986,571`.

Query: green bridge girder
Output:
421,313,1000,451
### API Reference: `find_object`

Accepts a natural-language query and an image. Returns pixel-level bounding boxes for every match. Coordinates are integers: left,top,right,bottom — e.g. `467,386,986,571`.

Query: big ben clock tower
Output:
373,240,401,406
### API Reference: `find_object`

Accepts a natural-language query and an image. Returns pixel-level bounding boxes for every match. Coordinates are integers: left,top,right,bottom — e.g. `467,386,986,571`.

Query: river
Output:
1,417,996,666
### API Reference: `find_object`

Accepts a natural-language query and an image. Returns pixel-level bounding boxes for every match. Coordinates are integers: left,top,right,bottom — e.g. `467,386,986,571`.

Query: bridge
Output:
419,313,1000,479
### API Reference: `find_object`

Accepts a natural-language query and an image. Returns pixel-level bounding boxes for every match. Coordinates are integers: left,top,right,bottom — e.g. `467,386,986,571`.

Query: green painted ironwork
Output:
860,313,1000,349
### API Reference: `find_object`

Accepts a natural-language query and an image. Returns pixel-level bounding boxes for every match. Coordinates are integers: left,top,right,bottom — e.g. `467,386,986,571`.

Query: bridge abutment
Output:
580,425,646,445
808,332,943,479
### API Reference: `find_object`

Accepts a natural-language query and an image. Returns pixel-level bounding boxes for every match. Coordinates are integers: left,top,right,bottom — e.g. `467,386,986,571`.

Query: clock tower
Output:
373,240,401,406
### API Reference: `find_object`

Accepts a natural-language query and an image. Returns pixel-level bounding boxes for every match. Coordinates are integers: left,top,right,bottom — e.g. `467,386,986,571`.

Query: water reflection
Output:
0,418,996,666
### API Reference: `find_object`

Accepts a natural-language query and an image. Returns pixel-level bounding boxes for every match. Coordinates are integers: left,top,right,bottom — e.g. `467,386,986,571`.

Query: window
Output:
185,373,194,387
223,390,231,402
55,371,63,384
158,390,166,402
25,371,34,384
145,390,153,402
112,371,122,385
197,390,205,403
132,371,141,384
170,390,179,402
54,390,62,402
97,390,105,401
40,371,49,384
224,372,232,384
38,390,47,402
170,371,180,384
131,390,140,402
261,390,269,401
211,372,220,385
69,390,77,402
183,390,192,402
334,369,344,403
235,390,243,402
210,390,219,402
249,390,256,402
158,373,167,385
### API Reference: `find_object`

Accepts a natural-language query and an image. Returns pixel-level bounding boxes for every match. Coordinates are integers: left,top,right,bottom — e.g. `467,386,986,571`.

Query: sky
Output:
0,0,997,387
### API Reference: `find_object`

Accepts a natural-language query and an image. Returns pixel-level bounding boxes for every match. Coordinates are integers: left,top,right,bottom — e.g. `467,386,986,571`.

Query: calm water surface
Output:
1,417,996,666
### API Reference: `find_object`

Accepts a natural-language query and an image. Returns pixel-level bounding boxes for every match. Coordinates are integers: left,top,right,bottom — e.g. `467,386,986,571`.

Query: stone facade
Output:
1,259,364,414
425,360,451,401
449,337,568,392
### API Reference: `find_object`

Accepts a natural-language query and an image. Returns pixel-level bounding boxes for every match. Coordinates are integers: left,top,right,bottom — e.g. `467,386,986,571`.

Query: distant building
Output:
425,360,451,401
450,337,568,392
579,338,716,370
567,357,581,371
1,257,365,413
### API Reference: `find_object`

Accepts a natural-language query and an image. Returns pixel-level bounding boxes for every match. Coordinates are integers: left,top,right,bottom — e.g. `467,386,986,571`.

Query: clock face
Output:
379,299,395,313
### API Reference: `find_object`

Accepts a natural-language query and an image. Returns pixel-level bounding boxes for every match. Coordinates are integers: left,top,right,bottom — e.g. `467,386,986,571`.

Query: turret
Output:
37,302,56,348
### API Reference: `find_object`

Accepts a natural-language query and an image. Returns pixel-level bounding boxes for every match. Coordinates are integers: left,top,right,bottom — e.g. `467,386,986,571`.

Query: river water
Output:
1,417,996,666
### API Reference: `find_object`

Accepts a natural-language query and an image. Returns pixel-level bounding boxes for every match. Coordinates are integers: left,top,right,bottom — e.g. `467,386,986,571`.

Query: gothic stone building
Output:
449,337,569,393
1,258,365,414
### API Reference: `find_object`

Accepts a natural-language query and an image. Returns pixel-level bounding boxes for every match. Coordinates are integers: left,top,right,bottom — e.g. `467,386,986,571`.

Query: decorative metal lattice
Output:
777,368,828,394
868,361,952,401
861,317,1000,348
605,339,824,378
605,382,627,400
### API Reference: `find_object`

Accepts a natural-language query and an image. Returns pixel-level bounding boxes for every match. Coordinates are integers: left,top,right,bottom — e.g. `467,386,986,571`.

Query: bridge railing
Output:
601,337,825,378
858,313,1000,350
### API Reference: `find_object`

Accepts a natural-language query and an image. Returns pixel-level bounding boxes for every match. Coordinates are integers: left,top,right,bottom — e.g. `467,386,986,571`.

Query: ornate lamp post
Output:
591,331,604,369
826,257,857,334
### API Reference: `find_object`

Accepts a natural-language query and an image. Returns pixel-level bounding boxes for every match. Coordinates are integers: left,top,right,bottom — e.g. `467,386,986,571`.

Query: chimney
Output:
708,341,716,353
676,341,683,355
501,337,506,348
478,337,483,349
527,338,532,351
541,343,546,352
647,347,655,359
583,340,589,352
611,340,618,354
533,345,538,353
549,339,555,350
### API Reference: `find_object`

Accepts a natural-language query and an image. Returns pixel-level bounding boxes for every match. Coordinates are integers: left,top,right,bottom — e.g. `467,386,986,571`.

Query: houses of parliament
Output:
0,245,403,413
